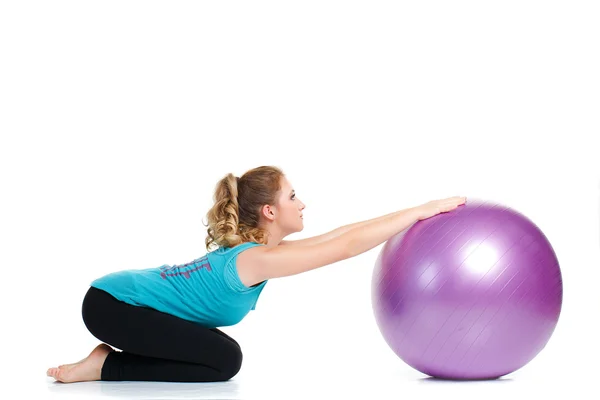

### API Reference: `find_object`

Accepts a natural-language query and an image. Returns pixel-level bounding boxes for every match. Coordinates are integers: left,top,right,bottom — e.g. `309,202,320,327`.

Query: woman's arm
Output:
279,209,414,247
238,196,466,286
241,207,421,284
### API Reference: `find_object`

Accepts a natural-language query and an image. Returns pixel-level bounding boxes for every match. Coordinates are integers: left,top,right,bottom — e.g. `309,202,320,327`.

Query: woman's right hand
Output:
416,196,467,220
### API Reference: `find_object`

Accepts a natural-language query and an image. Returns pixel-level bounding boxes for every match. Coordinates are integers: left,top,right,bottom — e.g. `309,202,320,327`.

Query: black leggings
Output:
81,286,243,382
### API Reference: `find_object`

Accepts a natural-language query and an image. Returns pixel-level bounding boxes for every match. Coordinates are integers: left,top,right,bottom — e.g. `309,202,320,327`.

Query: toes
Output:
56,367,67,382
47,366,71,382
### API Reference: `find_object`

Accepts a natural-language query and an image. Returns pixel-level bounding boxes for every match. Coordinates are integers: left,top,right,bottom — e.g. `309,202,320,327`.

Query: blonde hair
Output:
204,165,285,251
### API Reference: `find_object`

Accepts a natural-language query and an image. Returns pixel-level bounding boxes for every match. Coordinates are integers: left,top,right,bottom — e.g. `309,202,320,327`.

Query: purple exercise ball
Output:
371,199,563,380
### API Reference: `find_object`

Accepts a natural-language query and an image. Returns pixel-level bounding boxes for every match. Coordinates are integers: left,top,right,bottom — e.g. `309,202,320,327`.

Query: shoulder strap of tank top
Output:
223,242,264,266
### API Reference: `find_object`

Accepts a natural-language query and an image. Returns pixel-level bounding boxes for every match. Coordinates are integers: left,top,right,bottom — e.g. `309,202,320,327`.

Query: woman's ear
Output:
261,204,276,221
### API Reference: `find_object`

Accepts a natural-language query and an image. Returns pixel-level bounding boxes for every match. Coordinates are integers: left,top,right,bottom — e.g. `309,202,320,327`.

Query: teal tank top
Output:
89,241,267,328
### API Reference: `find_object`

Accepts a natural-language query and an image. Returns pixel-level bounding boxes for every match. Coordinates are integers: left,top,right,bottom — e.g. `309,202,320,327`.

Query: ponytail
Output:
204,166,284,251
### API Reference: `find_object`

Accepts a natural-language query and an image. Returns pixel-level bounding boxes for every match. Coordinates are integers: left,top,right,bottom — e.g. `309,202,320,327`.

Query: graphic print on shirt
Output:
159,255,212,279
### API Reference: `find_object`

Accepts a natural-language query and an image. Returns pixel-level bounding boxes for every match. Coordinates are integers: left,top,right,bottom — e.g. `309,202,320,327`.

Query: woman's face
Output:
274,176,306,234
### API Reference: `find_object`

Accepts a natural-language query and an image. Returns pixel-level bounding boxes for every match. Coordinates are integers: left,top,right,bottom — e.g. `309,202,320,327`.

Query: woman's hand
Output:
416,196,467,220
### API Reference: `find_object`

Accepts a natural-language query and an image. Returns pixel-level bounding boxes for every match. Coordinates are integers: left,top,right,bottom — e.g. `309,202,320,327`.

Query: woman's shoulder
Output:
233,243,268,288
213,241,264,254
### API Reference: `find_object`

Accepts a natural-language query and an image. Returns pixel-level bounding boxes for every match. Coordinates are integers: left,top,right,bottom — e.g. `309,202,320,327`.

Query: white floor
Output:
39,378,580,400
36,367,589,400
19,346,593,400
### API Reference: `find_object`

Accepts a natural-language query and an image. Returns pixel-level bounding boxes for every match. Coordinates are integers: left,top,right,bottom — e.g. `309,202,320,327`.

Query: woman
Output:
46,165,466,383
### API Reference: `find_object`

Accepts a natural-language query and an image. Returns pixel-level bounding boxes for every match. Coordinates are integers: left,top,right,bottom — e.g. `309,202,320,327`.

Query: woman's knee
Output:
220,346,243,381
81,287,113,342
81,287,98,331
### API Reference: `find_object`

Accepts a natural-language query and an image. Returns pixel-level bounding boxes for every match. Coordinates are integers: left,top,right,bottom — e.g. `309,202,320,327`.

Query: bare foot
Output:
57,356,87,370
47,344,114,383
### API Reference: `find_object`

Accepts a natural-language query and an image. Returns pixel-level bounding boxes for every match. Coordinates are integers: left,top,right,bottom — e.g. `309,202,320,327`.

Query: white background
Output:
1,1,598,399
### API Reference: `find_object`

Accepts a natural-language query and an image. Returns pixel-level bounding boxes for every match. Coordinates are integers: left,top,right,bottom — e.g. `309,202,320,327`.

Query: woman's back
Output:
90,241,268,328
